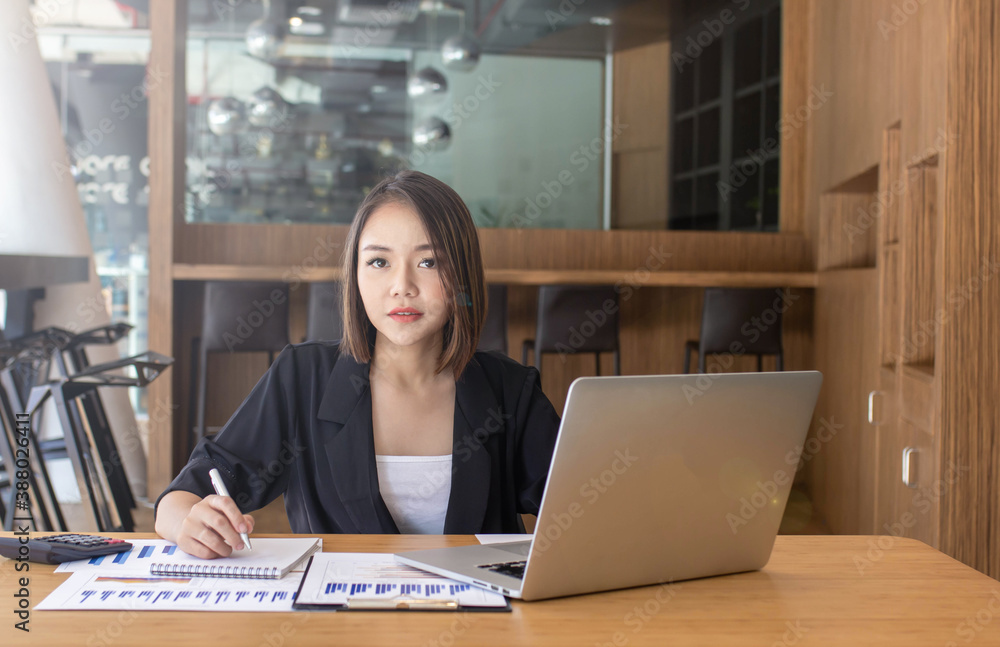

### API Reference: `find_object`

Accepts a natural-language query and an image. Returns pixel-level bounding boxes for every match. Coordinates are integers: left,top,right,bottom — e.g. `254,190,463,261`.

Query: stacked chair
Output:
0,323,172,532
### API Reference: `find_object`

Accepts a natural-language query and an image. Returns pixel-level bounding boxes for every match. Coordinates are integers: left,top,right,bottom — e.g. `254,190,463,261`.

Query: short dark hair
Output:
340,170,486,377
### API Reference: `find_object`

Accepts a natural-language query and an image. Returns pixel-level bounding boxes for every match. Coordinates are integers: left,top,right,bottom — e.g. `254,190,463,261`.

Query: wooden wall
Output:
805,0,948,258
803,0,948,517
812,268,879,534
941,0,1000,579
612,41,671,229
800,0,1000,580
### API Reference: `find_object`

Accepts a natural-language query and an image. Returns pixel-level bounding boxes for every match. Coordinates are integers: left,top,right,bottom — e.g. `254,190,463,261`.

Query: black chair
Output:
684,288,785,374
477,285,508,355
2,324,171,532
522,285,620,377
304,281,343,342
191,282,290,447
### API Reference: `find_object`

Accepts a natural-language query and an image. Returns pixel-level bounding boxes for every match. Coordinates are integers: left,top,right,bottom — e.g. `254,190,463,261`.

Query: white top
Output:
375,454,453,534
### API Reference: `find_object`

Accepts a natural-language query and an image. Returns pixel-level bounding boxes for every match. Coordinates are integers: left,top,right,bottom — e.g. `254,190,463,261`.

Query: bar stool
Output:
477,284,508,355
305,281,343,342
522,285,620,377
684,287,785,373
192,282,290,447
4,325,172,532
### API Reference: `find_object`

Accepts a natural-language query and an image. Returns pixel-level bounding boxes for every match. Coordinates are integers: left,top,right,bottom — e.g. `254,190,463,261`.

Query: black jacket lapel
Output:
317,350,398,533
317,349,506,534
443,358,504,533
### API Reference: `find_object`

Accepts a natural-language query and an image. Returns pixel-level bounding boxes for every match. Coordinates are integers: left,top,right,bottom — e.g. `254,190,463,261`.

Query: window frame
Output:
668,0,782,231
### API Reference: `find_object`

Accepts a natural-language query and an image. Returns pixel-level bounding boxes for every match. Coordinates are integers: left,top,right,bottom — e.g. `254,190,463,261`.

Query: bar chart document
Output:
36,571,304,612
293,553,509,610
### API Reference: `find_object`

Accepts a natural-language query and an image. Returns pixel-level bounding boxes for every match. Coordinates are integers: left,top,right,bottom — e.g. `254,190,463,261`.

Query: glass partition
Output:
183,1,606,228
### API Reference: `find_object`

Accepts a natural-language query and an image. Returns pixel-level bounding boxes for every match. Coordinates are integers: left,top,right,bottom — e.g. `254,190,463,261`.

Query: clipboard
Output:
291,554,512,612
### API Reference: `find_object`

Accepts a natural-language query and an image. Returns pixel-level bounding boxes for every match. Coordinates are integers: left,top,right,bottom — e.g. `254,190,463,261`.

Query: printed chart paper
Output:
295,553,508,608
36,571,304,612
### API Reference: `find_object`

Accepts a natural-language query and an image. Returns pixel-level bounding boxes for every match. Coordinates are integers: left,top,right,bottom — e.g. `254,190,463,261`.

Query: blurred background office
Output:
2,0,999,585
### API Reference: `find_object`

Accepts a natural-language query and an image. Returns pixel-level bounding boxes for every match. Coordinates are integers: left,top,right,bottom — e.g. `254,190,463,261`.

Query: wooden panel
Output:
174,265,341,282
818,190,879,270
803,0,947,248
612,41,670,153
174,265,819,288
941,0,1000,578
899,0,949,165
146,0,186,495
175,224,813,272
805,0,947,256
780,0,811,237
879,243,901,365
810,268,879,534
807,0,900,259
900,162,937,369
612,149,668,229
897,418,941,548
899,364,935,433
879,125,902,245
878,125,903,367
874,367,899,533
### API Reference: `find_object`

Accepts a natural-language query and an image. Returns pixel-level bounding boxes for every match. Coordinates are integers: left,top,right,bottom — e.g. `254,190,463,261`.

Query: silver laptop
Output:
395,370,822,601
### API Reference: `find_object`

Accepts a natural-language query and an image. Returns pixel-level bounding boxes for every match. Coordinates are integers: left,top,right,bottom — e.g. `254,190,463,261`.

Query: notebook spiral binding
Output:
149,563,280,579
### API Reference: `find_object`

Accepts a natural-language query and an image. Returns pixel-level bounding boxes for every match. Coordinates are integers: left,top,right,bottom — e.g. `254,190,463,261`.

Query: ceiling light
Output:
247,87,287,128
207,97,246,136
413,117,451,151
407,67,448,99
590,16,612,26
246,0,285,60
289,16,303,26
441,34,481,72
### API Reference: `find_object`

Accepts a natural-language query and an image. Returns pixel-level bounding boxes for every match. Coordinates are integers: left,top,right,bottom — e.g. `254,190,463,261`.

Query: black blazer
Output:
156,341,561,534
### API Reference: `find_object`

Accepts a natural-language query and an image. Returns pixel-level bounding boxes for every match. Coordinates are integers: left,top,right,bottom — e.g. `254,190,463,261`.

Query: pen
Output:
209,468,252,551
345,598,459,610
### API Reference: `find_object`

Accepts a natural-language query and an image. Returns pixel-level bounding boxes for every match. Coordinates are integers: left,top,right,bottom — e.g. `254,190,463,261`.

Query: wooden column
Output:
612,41,671,230
147,0,187,496
941,0,1000,579
779,0,811,241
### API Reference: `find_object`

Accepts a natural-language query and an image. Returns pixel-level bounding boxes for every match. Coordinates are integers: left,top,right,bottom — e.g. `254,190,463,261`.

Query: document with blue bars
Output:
293,553,509,611
36,571,304,612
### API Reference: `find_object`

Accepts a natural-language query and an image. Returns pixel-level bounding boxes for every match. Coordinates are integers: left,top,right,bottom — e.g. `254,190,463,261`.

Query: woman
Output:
155,170,561,559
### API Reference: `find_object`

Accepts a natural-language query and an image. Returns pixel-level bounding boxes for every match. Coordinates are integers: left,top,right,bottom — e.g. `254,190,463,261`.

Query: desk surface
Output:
4,534,998,646
173,263,819,288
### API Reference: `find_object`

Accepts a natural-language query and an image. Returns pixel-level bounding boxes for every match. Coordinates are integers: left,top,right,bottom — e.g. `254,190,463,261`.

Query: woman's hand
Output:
155,490,256,559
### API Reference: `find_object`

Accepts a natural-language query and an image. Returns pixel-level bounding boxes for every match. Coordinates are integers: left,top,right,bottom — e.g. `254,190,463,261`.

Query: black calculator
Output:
0,534,133,564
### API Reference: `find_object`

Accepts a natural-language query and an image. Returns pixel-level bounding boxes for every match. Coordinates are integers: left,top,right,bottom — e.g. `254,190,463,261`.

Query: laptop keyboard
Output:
478,560,527,579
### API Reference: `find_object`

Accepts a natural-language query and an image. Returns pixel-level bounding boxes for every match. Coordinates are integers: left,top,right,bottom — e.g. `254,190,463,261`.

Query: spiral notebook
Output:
148,538,321,580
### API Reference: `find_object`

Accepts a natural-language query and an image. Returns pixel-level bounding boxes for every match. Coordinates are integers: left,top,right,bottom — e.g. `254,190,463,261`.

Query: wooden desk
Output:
173,264,819,288
5,533,999,646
